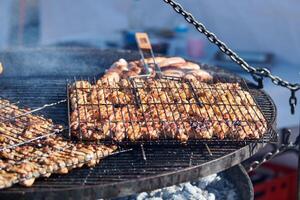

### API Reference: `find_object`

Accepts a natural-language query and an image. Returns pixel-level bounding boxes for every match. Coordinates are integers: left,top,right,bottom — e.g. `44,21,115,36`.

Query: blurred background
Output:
0,0,300,199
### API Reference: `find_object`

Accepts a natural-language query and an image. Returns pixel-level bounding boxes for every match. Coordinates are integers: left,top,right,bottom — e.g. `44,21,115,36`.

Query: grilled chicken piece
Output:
94,59,129,84
184,69,212,81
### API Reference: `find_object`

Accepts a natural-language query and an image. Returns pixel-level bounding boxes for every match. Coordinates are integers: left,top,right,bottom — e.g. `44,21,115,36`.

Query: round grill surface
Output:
0,48,276,199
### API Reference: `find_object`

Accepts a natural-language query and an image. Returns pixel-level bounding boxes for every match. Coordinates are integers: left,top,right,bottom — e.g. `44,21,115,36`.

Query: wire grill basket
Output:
0,98,121,189
68,75,274,145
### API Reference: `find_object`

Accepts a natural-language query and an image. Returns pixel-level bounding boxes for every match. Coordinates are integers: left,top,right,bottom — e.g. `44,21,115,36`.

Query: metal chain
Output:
247,146,281,172
247,143,299,172
246,128,300,172
163,0,299,113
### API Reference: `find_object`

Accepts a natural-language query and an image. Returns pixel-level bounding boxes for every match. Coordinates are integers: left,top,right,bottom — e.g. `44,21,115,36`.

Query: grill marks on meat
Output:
70,76,267,142
0,99,117,189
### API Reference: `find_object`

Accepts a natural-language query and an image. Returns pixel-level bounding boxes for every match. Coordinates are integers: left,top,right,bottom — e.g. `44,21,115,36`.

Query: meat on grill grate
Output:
69,57,267,142
0,99,117,189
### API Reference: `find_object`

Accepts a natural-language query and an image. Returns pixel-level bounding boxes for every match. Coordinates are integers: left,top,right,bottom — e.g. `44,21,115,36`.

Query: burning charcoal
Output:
161,186,180,199
183,182,199,196
136,192,149,200
149,189,162,198
146,198,163,200
169,194,187,200
206,193,216,200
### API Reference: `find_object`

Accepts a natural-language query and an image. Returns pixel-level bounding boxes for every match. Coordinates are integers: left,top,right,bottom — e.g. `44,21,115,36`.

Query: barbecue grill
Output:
0,48,277,199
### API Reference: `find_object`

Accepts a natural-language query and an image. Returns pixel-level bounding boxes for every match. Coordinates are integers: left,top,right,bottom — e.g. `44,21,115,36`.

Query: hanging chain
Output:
163,0,300,114
246,145,285,172
246,128,300,172
247,142,299,172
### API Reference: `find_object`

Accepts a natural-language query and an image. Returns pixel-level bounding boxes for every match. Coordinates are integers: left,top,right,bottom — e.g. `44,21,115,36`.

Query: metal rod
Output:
189,152,193,166
149,47,162,75
205,144,213,156
67,84,72,139
73,77,83,140
138,48,151,75
0,129,62,152
3,99,67,122
141,144,147,161
185,79,203,107
99,78,113,139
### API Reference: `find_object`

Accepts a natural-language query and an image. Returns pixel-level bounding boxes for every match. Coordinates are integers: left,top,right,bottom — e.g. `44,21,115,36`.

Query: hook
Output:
252,74,263,89
289,90,297,114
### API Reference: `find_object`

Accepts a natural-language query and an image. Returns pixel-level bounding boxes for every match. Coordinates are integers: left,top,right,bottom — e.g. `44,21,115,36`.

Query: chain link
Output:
163,0,300,113
246,145,296,172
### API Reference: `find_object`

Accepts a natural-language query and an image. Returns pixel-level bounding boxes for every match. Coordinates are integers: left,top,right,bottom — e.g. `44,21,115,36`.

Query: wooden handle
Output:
135,32,152,51
0,62,3,74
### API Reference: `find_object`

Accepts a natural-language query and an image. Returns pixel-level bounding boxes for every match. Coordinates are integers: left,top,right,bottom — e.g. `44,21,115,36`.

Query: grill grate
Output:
0,75,276,199
68,75,275,144
0,48,277,199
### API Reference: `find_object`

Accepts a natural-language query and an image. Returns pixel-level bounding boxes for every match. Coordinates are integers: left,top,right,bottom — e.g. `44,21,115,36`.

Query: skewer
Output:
0,97,123,188
0,129,62,152
0,143,119,189
3,99,67,122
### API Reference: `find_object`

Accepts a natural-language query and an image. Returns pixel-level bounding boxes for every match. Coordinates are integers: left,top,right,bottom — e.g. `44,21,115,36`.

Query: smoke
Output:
0,47,139,77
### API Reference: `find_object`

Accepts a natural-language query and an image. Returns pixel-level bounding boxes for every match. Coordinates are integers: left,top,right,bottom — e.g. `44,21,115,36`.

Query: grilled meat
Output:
0,140,116,188
69,73,267,142
119,57,213,81
0,99,117,189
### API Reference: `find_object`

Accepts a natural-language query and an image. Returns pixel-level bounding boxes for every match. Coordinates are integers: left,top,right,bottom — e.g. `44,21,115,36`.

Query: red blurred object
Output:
250,163,297,200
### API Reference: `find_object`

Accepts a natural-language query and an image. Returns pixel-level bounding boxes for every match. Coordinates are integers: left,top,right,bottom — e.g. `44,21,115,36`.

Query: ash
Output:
114,174,238,200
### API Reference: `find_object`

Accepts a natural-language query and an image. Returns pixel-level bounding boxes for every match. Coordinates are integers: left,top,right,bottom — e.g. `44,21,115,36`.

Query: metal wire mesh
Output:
0,98,121,189
68,75,273,144
0,98,63,151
